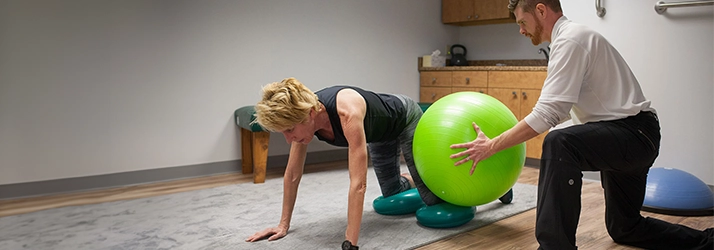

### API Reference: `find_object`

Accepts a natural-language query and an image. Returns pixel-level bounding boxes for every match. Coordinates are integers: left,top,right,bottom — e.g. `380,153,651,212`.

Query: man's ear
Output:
535,3,547,18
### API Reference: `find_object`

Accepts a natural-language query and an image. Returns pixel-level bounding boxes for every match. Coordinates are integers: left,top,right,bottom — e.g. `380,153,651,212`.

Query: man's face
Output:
514,7,545,45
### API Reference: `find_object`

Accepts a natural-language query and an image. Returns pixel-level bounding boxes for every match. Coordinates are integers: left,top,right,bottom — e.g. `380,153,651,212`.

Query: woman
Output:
244,77,442,249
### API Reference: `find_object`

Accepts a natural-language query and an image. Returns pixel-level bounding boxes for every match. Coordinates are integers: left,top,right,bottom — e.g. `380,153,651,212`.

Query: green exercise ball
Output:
413,92,525,207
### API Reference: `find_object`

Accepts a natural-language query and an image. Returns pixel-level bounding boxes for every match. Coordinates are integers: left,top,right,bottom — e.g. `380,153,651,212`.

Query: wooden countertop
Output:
418,58,548,71
420,65,547,71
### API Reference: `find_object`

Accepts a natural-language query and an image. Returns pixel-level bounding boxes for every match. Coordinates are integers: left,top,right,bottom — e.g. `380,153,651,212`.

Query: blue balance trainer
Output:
642,167,714,216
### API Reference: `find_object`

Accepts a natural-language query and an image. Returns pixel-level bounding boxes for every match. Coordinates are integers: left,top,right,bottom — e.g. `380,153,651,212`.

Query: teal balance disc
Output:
373,188,426,215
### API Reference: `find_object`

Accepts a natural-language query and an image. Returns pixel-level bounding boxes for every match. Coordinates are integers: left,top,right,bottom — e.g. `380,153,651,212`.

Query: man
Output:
449,1,713,249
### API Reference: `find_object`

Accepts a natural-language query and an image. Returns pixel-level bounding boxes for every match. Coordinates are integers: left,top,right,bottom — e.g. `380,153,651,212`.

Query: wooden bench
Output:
234,106,270,183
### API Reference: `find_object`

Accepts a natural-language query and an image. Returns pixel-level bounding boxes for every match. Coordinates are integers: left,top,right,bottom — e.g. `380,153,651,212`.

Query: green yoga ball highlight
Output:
413,92,525,207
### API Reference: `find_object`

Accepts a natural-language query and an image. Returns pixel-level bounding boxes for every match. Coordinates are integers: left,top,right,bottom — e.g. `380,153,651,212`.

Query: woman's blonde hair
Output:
253,77,320,132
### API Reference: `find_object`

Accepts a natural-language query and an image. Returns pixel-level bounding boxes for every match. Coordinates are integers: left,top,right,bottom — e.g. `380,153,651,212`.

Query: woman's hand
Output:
449,122,494,175
246,226,289,242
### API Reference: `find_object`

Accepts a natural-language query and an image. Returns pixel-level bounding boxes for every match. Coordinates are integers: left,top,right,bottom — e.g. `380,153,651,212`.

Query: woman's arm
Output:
278,142,309,231
246,142,308,242
335,89,369,246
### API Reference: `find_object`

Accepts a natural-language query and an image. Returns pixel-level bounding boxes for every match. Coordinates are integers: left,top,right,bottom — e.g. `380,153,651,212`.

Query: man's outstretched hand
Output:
449,122,494,175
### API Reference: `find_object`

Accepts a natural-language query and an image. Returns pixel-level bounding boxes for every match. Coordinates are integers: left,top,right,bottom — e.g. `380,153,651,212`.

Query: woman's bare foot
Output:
401,173,416,188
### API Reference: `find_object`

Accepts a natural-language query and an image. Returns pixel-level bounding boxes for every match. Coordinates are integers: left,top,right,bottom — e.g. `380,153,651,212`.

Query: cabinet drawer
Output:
420,72,452,87
488,71,547,89
420,87,452,103
487,88,521,116
452,71,487,87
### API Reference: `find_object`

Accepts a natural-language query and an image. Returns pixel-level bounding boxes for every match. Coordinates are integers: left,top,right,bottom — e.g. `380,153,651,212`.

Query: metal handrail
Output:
596,0,606,17
655,0,714,14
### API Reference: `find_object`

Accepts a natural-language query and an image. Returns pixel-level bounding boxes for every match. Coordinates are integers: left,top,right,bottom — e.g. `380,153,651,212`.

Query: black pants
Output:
536,111,713,250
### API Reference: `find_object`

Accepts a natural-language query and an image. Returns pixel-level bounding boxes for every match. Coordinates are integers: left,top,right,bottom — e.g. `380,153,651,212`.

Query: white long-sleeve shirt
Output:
524,16,655,134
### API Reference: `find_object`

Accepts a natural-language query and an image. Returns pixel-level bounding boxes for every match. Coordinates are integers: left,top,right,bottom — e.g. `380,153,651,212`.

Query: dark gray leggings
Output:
368,95,443,206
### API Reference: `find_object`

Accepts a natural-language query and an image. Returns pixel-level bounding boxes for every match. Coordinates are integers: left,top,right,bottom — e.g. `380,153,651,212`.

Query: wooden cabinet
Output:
442,0,514,25
419,71,488,103
487,71,548,159
419,71,453,102
488,71,545,90
488,88,546,159
420,86,453,103
419,70,548,159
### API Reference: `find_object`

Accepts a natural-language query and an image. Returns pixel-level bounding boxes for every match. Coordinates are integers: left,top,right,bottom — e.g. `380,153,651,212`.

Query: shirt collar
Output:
551,15,569,42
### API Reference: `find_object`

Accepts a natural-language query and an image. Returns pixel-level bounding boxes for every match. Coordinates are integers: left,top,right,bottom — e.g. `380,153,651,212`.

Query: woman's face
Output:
280,111,315,145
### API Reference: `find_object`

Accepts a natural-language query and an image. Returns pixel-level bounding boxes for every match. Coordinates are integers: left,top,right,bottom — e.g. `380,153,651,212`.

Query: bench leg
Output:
251,131,270,183
240,128,270,183
240,128,254,175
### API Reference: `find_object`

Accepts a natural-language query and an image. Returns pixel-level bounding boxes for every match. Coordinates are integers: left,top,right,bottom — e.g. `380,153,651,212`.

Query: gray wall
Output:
0,0,457,185
456,1,713,184
1,0,712,188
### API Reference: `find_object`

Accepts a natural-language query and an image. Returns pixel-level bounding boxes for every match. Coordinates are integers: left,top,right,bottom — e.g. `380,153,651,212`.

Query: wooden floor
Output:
1,160,712,249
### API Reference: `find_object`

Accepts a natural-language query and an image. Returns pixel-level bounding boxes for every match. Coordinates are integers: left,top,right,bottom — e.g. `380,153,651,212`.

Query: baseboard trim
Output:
524,157,540,168
7,154,708,201
0,149,348,201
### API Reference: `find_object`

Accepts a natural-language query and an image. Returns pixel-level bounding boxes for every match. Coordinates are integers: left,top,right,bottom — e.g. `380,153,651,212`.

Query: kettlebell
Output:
450,44,469,66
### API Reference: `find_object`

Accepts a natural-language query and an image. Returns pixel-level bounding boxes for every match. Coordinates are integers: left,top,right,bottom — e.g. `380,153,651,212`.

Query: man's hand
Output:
449,122,494,175
245,226,288,242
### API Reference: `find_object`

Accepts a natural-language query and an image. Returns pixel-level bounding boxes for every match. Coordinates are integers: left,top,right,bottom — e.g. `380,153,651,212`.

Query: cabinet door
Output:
486,88,521,119
420,86,453,103
520,89,546,159
443,0,512,24
526,131,547,159
474,0,511,21
488,87,546,159
442,0,475,23
519,89,541,119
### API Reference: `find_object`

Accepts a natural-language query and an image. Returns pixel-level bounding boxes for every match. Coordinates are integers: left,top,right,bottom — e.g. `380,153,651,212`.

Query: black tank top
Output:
314,86,406,147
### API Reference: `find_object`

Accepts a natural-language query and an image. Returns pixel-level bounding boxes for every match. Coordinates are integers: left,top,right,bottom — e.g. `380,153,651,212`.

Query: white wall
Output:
3,0,711,187
457,1,714,184
0,0,458,184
